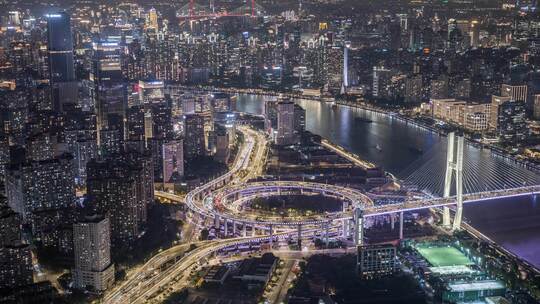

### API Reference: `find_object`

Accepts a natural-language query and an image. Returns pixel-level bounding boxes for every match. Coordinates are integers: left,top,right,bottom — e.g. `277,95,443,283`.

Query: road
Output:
103,242,204,303
104,126,269,303
321,139,375,170
266,259,296,304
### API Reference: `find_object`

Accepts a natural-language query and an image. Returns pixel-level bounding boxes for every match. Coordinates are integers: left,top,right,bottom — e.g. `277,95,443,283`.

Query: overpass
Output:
157,130,540,248
123,127,540,303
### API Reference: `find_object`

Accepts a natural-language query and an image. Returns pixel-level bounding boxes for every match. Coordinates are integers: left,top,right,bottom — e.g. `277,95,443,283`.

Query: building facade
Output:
357,244,398,280
72,215,115,291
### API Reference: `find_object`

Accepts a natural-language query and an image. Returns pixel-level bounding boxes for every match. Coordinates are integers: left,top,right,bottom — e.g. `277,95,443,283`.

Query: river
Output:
236,94,540,269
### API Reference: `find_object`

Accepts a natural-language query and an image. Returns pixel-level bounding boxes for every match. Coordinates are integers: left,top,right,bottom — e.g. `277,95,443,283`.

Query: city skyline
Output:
0,1,540,303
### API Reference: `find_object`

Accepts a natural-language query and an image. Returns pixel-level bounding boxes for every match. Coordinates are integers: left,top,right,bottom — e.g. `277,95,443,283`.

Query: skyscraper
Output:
293,104,306,138
213,124,229,163
46,12,77,111
5,154,75,223
372,66,392,98
276,99,295,146
0,203,33,290
0,242,33,289
91,42,127,146
87,152,153,245
147,8,159,30
184,113,206,160
162,139,184,183
72,215,115,291
343,44,349,89
490,95,512,130
497,100,528,143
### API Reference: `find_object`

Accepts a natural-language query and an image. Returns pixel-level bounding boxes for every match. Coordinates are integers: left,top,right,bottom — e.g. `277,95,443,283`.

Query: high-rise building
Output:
127,106,145,141
99,126,123,156
5,154,75,223
147,8,159,30
72,215,115,291
87,152,153,245
498,100,528,143
31,208,77,255
0,133,9,183
211,93,234,112
533,94,540,120
293,104,306,137
0,197,33,290
26,132,57,162
430,78,449,99
405,75,422,103
432,99,491,132
264,99,278,133
0,205,21,248
46,12,77,111
501,84,528,102
357,244,398,280
372,66,392,98
326,46,344,93
184,114,205,160
213,124,229,164
490,95,512,130
276,99,295,146
470,20,480,48
91,42,127,145
0,242,33,289
162,139,184,183
148,102,173,140
8,11,21,26
342,44,349,89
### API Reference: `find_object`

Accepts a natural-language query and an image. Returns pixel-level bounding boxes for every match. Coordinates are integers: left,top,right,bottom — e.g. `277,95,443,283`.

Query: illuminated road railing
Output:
182,127,257,216
365,185,540,216
200,180,372,226
157,126,267,220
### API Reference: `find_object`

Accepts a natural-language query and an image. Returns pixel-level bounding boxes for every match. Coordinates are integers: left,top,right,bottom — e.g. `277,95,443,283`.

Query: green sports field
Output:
416,245,474,267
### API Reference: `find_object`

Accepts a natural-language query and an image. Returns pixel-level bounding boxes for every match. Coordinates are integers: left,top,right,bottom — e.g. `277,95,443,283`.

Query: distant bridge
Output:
177,0,266,19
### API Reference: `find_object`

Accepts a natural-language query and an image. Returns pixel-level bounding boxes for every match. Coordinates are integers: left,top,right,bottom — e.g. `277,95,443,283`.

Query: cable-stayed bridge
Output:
400,137,540,197
158,129,540,248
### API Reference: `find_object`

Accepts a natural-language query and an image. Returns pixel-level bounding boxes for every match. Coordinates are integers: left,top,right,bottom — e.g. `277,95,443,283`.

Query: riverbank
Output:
334,100,540,174
180,85,538,173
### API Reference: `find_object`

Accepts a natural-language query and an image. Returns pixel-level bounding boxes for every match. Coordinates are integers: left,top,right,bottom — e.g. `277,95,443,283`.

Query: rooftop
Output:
429,265,477,275
448,280,505,292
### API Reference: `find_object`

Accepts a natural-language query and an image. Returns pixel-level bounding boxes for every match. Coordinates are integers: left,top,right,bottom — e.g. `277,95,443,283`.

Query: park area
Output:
416,244,474,267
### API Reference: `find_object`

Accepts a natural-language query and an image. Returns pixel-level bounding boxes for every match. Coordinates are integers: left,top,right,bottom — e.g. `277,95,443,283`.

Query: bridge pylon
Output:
442,132,464,230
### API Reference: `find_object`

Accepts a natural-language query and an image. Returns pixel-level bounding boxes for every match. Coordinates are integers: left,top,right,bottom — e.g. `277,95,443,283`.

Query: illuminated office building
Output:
91,42,127,145
46,12,77,111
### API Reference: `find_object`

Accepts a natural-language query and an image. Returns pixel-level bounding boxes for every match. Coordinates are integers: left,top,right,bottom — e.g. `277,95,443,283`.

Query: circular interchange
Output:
201,181,374,226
